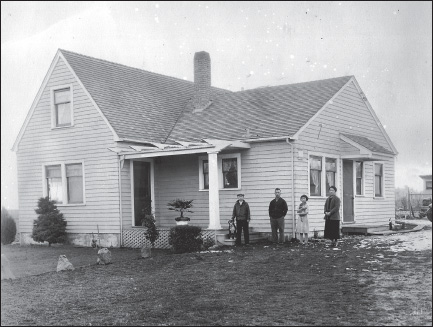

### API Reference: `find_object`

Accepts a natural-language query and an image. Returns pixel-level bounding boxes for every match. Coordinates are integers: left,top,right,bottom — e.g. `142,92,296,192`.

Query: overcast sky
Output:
1,1,432,209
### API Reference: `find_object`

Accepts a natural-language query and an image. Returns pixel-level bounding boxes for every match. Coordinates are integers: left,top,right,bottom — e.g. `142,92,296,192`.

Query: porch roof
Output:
109,139,251,160
340,133,395,161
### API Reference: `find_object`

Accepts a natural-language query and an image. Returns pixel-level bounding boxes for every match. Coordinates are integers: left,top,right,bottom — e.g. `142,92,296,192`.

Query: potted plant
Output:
167,199,194,225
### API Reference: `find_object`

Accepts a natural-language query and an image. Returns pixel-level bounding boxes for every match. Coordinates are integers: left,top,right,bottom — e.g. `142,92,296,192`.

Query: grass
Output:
1,234,432,326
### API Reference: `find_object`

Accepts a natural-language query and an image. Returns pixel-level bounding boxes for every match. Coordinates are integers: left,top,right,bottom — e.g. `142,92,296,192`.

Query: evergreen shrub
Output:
169,225,203,253
1,207,17,245
32,197,67,246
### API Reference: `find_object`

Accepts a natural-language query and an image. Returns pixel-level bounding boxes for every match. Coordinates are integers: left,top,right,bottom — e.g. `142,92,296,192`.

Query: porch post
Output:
208,151,222,229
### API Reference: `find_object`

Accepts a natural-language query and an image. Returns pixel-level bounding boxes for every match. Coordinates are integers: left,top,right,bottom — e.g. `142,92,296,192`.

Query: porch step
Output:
342,224,390,235
216,232,268,246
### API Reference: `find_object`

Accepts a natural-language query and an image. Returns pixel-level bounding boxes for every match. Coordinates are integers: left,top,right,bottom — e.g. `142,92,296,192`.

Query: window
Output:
44,162,84,205
203,160,209,190
309,154,339,197
310,156,322,196
426,181,432,190
355,161,363,195
198,153,241,190
54,88,71,126
325,158,337,196
46,165,63,203
222,158,238,188
374,163,383,197
66,164,83,203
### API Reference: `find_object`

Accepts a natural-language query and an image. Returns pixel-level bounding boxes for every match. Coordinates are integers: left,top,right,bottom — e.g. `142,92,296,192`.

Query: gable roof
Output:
341,133,395,155
60,49,230,144
13,49,396,155
168,76,352,142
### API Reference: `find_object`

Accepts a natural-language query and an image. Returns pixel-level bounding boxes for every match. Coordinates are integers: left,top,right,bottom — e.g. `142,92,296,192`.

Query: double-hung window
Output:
355,161,364,195
374,163,384,197
309,155,339,197
51,86,73,128
199,153,241,190
325,158,337,196
44,162,84,205
309,156,322,196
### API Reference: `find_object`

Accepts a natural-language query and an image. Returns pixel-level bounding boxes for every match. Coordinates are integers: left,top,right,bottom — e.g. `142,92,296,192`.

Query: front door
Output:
343,160,354,223
133,161,151,226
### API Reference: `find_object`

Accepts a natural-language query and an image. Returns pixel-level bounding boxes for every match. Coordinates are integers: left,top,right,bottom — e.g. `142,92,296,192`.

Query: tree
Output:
32,197,67,246
167,199,194,222
1,207,17,245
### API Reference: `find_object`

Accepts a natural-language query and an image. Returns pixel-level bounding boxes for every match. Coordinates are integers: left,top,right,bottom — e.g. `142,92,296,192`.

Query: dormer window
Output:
51,85,73,128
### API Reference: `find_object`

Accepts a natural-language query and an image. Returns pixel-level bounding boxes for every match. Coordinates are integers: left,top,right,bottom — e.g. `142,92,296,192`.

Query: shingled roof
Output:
168,76,352,142
61,50,351,143
61,49,230,143
341,133,395,155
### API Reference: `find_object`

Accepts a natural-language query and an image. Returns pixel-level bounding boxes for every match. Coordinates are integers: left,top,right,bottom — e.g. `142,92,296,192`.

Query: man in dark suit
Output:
269,188,288,244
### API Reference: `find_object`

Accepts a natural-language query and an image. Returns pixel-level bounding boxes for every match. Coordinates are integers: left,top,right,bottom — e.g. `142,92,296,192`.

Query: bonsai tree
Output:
167,199,194,222
32,197,67,246
1,207,17,245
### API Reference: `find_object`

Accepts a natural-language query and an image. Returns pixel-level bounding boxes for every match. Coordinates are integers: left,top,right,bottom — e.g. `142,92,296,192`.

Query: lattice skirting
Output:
122,228,216,249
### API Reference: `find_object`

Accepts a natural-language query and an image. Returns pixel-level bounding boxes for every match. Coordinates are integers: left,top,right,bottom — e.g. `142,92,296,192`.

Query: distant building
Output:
419,175,432,196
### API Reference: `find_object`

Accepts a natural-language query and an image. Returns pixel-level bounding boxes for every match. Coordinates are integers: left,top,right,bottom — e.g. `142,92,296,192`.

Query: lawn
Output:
1,231,432,326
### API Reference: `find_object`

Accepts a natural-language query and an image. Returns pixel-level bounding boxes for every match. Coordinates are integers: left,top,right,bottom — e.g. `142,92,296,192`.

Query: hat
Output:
300,194,309,201
237,193,244,197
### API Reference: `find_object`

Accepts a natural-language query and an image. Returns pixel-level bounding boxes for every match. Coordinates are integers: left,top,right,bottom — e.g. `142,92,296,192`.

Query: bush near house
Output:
32,197,67,246
1,207,17,245
169,225,203,253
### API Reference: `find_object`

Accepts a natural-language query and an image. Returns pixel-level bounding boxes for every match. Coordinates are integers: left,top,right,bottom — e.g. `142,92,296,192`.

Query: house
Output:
12,49,398,248
419,175,432,196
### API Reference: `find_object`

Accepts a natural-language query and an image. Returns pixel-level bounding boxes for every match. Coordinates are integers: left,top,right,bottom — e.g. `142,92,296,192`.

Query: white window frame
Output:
130,159,155,227
198,153,242,191
42,161,85,206
308,152,340,198
354,161,365,197
373,161,385,199
51,84,74,129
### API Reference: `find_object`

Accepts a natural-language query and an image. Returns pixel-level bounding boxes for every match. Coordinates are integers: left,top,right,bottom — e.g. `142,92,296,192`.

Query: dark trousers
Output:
236,219,249,245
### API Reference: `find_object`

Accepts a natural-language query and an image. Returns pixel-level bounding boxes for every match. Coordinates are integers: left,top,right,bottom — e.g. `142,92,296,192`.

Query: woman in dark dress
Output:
324,186,341,247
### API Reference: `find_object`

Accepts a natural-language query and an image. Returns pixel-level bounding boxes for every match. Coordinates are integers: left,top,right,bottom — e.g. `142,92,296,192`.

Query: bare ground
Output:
1,223,432,326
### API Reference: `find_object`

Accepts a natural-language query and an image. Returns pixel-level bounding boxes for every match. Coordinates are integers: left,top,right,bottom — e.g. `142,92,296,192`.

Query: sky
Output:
1,1,432,209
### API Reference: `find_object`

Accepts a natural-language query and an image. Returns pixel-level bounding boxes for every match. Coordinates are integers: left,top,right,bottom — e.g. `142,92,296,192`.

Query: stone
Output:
141,247,152,258
1,254,15,280
97,248,112,265
56,255,75,272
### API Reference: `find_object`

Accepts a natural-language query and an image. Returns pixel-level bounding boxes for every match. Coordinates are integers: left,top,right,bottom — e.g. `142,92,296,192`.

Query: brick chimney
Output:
192,51,211,112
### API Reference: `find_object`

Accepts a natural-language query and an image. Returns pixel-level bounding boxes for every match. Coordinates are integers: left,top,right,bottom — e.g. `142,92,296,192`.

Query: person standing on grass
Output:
297,195,310,245
269,188,288,244
232,193,251,246
324,186,341,247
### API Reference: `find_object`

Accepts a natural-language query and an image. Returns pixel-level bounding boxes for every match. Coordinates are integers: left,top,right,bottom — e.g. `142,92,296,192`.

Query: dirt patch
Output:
1,226,432,326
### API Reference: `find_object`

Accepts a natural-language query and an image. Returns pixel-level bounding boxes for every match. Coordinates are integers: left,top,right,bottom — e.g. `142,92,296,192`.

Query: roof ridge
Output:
59,48,229,92
232,75,354,94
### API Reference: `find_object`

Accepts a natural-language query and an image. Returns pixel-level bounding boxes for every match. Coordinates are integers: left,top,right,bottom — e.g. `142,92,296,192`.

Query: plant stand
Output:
176,221,189,226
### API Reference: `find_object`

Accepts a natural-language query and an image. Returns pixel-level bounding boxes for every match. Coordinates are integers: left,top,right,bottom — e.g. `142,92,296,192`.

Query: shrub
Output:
169,225,203,254
1,207,17,245
141,210,159,248
202,235,215,250
32,197,67,246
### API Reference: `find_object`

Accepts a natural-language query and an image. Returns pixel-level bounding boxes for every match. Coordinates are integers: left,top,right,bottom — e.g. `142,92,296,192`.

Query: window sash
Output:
45,163,84,204
203,161,209,190
222,158,238,188
426,181,432,190
374,163,383,197
66,164,83,203
310,169,321,196
356,162,363,195
56,103,71,126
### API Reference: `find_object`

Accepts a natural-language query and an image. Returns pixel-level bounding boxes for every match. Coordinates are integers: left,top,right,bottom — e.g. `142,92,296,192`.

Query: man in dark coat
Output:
232,194,251,246
269,188,288,244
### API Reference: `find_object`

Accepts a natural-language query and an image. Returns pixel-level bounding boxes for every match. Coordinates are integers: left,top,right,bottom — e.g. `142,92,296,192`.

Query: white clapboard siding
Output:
294,80,395,231
16,57,120,234
120,141,297,234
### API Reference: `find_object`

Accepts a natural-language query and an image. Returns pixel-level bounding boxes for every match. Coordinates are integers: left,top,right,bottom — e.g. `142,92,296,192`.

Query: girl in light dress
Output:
297,195,310,245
